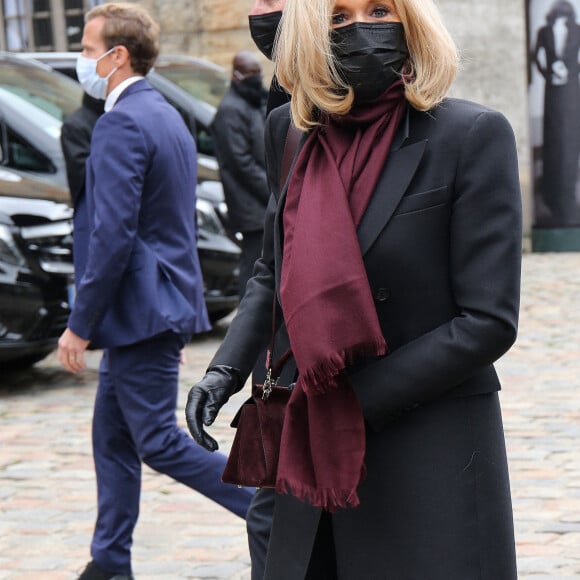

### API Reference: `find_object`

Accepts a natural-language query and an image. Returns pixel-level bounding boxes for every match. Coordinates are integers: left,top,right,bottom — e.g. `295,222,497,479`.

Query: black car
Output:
0,195,73,368
0,53,239,367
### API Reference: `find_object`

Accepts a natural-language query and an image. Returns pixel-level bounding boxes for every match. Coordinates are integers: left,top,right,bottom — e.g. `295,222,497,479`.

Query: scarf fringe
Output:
276,478,361,513
299,337,387,396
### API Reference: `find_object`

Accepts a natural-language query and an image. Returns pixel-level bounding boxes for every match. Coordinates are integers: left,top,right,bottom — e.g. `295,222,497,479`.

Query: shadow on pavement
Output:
0,364,99,397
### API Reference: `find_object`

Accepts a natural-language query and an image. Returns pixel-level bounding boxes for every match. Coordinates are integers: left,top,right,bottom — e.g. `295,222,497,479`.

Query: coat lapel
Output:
357,138,426,256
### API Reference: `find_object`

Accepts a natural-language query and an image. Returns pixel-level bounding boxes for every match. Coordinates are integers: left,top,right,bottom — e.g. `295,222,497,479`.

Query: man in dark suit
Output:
57,4,253,579
211,50,269,298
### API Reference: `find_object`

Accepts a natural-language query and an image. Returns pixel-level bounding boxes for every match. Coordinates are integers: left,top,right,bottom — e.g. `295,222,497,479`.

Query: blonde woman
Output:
187,0,521,577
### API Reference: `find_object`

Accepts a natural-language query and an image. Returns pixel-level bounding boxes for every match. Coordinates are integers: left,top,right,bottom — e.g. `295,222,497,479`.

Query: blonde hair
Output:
86,3,160,75
274,0,459,130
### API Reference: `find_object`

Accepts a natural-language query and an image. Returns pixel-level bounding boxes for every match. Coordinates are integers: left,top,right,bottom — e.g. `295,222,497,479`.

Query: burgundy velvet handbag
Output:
221,353,293,488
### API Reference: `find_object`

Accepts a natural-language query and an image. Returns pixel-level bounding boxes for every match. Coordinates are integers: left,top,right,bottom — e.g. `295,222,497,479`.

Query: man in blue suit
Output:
57,4,253,579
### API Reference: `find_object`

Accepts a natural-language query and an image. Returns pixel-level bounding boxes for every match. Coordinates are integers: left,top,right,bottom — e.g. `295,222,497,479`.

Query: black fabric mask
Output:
234,74,265,107
331,22,408,102
249,11,283,60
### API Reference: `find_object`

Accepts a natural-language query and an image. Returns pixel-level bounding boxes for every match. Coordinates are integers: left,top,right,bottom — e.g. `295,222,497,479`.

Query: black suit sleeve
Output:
349,110,522,432
60,117,92,206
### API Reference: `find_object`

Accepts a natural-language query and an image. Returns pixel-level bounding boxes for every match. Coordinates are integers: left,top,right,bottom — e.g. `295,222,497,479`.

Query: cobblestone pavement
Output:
1,252,579,579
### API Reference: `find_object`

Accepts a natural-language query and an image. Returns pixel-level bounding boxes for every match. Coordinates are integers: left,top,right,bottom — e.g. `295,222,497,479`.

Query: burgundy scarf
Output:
276,82,406,511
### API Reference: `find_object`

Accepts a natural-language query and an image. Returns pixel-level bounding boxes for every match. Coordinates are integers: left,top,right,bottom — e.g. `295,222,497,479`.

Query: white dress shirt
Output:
105,75,145,112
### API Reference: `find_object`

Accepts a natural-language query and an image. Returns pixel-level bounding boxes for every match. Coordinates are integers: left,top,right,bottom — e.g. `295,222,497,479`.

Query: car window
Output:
0,89,60,174
0,60,82,121
154,63,229,108
0,88,63,139
2,124,55,174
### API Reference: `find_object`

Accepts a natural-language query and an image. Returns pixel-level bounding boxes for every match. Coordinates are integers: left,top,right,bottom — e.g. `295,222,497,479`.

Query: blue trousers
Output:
90,332,254,574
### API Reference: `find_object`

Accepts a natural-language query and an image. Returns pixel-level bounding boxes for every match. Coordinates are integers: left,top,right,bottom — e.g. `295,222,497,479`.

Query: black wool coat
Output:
211,98,522,579
211,85,270,234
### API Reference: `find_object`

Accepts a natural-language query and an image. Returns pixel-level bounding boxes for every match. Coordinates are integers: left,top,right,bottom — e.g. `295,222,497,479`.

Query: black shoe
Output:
77,560,135,580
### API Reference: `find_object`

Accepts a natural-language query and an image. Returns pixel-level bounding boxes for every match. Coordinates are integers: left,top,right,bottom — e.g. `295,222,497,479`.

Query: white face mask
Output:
76,47,117,100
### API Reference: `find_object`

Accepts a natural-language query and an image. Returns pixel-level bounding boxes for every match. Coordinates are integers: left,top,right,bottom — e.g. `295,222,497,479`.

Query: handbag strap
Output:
280,119,301,192
264,298,292,392
263,119,301,393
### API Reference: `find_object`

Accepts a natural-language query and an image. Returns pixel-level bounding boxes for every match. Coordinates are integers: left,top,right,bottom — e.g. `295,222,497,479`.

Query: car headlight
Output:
218,201,229,219
0,224,26,267
196,198,226,236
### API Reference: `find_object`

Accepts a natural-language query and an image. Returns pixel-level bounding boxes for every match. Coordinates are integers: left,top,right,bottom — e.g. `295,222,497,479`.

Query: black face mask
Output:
331,22,408,102
249,11,283,60
234,74,265,107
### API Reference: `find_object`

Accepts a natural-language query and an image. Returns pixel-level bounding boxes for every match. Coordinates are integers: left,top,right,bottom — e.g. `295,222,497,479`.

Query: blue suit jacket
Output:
69,79,210,348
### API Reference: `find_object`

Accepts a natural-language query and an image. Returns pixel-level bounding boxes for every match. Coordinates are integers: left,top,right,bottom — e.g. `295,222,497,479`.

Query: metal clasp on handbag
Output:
261,298,293,402
262,367,278,401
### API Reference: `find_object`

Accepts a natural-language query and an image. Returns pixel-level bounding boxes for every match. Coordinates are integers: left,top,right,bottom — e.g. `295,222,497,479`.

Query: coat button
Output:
374,287,390,302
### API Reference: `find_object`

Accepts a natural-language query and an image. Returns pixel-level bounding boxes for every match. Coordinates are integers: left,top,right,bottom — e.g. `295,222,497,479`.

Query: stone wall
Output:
439,0,532,235
129,0,256,68
126,0,533,234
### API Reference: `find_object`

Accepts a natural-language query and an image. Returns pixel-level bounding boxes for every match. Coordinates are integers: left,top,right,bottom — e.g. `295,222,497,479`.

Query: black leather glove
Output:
185,365,242,452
